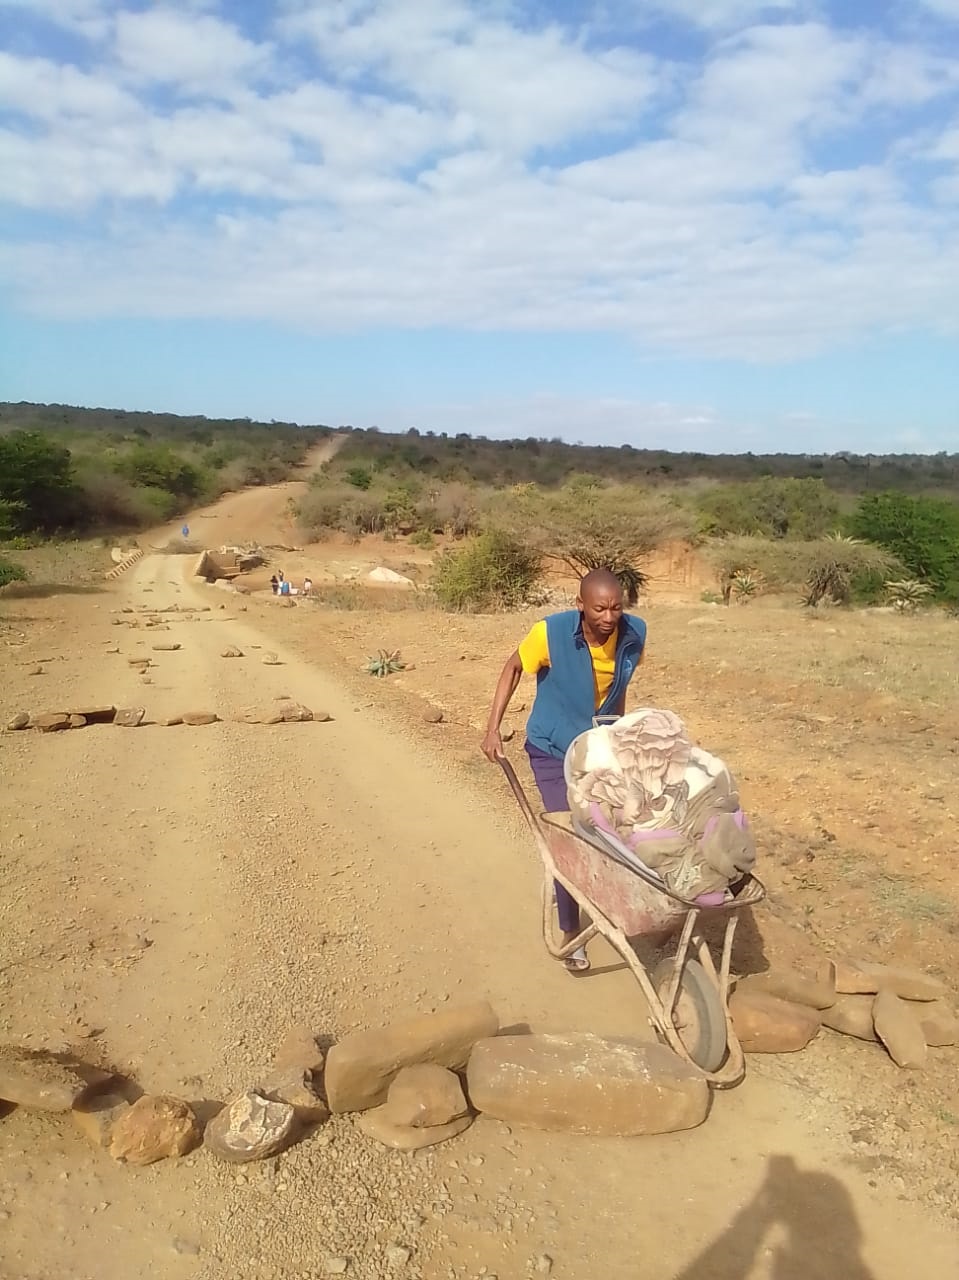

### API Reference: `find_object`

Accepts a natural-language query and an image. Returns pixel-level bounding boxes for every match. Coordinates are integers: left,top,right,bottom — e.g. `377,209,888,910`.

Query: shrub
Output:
417,482,480,537
345,466,373,490
409,529,436,548
433,529,541,611
704,534,900,607
885,578,934,613
849,491,959,601
0,555,28,589
0,431,80,532
698,477,840,540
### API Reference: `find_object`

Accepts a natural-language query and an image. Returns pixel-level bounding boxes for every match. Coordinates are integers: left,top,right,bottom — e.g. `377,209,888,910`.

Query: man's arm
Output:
481,651,524,761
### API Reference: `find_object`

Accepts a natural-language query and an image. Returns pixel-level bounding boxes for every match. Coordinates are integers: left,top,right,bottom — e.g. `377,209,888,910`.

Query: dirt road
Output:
1,468,957,1280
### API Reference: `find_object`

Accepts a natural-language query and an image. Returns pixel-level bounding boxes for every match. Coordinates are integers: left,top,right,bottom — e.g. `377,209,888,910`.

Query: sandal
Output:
563,946,590,973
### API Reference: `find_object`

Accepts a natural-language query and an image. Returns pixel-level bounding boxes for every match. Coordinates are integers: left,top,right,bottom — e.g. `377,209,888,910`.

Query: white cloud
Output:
638,1,806,29
918,0,959,18
0,0,111,39
1,2,959,364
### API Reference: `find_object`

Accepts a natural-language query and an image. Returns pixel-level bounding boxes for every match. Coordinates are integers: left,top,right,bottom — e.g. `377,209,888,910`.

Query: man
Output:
482,569,647,972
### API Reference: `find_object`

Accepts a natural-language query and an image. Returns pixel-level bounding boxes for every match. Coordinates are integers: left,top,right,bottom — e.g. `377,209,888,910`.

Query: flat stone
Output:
6,713,29,731
109,1095,200,1164
114,708,146,728
65,706,116,724
68,714,87,729
729,989,822,1053
834,958,947,1002
72,1092,131,1149
323,1260,350,1275
821,995,880,1042
917,1001,958,1048
127,657,151,667
466,1034,709,1136
32,713,71,733
385,1065,468,1129
233,706,285,725
356,1106,473,1151
151,643,182,651
221,647,244,658
325,1001,499,1114
277,700,313,722
736,965,836,1011
0,1047,91,1111
203,1091,297,1163
272,1025,325,1075
160,716,184,727
181,711,219,726
873,991,928,1069
258,1066,328,1126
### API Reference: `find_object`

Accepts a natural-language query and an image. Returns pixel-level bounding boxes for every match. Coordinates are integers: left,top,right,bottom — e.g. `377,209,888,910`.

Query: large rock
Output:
73,1092,131,1148
834,958,947,1002
821,995,880,1042
917,1001,958,1048
258,1066,328,1126
66,706,116,724
325,1002,499,1114
729,989,821,1053
182,711,219,726
6,713,29,731
357,1106,472,1151
114,707,146,728
736,966,836,1011
109,1095,200,1164
276,700,313,722
203,1091,297,1163
385,1065,468,1129
0,1047,93,1111
466,1034,709,1136
873,991,928,1069
32,713,71,733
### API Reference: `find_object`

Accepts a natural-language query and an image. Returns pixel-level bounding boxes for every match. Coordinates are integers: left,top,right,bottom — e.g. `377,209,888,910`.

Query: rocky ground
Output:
1,469,958,1280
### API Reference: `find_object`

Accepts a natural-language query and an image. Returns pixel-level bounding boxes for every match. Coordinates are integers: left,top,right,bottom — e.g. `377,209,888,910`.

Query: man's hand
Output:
481,727,505,761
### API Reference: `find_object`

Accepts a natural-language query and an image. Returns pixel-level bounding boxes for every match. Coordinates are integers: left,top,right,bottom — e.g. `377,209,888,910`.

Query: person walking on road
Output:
481,569,647,972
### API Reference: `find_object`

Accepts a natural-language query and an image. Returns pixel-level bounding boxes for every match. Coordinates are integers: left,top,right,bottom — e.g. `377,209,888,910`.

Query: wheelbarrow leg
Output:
542,869,598,961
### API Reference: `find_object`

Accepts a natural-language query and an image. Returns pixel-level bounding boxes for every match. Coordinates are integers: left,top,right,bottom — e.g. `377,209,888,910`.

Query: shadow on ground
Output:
672,1154,874,1280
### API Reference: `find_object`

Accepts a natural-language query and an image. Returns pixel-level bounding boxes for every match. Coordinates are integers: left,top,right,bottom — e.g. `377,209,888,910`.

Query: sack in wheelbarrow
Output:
564,708,756,902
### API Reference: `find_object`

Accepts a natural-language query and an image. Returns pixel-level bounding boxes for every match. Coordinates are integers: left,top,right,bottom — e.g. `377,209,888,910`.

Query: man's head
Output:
577,569,624,642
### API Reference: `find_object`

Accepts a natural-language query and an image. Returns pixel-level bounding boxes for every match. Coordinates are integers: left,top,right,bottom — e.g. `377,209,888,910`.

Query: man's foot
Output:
562,932,590,972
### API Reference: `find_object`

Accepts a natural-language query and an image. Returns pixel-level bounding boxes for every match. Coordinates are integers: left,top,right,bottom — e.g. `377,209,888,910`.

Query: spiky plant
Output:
885,578,934,613
366,649,406,677
730,569,764,602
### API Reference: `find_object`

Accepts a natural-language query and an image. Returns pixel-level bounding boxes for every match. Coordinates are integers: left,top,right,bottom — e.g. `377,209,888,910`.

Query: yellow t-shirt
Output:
517,620,618,710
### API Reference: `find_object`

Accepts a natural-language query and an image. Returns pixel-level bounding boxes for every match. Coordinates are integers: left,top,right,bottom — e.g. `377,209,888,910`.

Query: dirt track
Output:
1,462,958,1279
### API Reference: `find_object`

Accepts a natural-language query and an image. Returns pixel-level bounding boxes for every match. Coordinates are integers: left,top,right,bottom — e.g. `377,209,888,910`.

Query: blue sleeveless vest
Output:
525,610,646,759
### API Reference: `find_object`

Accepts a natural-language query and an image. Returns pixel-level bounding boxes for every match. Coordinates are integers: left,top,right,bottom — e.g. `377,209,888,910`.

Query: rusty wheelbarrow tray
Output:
500,758,765,1089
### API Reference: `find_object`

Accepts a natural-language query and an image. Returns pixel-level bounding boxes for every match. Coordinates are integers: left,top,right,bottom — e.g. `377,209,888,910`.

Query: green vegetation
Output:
697,477,840,539
849,492,959,603
704,535,900,607
0,555,28,588
433,530,541,611
0,402,329,537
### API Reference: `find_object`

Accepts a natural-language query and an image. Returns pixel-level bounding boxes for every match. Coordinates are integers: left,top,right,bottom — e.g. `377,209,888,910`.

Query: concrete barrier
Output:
104,547,144,580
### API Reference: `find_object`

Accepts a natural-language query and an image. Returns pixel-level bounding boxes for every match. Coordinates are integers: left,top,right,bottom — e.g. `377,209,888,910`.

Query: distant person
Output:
303,577,313,596
269,574,279,595
481,569,647,972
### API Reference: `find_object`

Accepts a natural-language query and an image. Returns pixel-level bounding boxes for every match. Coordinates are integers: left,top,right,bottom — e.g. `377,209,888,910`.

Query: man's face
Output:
578,584,624,640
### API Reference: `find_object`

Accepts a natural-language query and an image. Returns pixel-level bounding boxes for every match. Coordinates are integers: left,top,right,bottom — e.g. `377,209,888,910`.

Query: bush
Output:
0,555,28,588
704,534,900,606
409,529,436,548
345,466,373,490
114,444,208,502
417,482,480,537
433,530,541,611
849,491,959,601
0,431,80,532
294,483,389,539
698,477,840,540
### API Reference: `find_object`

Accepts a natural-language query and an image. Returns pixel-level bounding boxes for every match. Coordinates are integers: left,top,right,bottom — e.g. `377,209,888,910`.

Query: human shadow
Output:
672,1154,875,1280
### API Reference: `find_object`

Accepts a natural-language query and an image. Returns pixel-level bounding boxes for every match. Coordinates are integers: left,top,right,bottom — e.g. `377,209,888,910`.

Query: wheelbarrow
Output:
499,757,765,1089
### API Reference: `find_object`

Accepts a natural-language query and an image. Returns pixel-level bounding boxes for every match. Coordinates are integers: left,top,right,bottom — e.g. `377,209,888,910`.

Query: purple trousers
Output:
525,742,580,935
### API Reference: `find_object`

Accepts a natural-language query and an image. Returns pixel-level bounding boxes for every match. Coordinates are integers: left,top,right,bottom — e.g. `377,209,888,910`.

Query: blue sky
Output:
1,1,958,454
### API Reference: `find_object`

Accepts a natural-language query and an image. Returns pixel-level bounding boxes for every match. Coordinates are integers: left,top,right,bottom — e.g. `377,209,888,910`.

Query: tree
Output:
704,534,899,607
849,491,959,600
114,445,207,501
698,477,840,540
0,431,78,532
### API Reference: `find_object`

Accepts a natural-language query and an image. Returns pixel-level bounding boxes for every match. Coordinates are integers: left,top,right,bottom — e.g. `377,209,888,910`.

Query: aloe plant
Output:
366,649,406,677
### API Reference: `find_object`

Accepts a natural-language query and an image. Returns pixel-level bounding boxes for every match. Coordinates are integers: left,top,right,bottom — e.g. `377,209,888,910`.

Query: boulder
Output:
356,1106,472,1151
736,966,836,1011
834,958,947,1002
109,1095,200,1165
729,989,821,1053
873,991,928,1070
325,1001,499,1114
203,1091,297,1163
6,713,29,731
32,713,71,733
72,1092,131,1149
221,647,244,658
114,708,146,728
258,1066,328,1126
0,1047,93,1111
66,706,116,724
466,1034,709,1136
272,1025,325,1075
385,1065,468,1129
917,1001,958,1048
276,700,313,722
182,711,219,726
367,567,414,586
821,995,880,1042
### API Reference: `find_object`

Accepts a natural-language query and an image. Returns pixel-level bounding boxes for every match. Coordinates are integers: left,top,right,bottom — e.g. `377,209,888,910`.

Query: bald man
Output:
482,569,647,971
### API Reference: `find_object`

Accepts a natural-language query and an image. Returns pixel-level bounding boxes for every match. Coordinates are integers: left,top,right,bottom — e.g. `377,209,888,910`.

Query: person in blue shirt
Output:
482,569,647,971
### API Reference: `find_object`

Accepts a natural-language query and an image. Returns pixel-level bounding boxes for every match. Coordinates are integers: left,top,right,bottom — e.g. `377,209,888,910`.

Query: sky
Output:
1,1,958,454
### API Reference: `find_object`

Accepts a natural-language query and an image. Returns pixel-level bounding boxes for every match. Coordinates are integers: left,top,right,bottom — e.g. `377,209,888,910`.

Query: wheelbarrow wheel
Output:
652,956,727,1073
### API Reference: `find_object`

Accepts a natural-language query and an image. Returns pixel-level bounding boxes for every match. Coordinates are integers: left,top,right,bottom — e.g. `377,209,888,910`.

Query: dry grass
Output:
0,540,109,592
